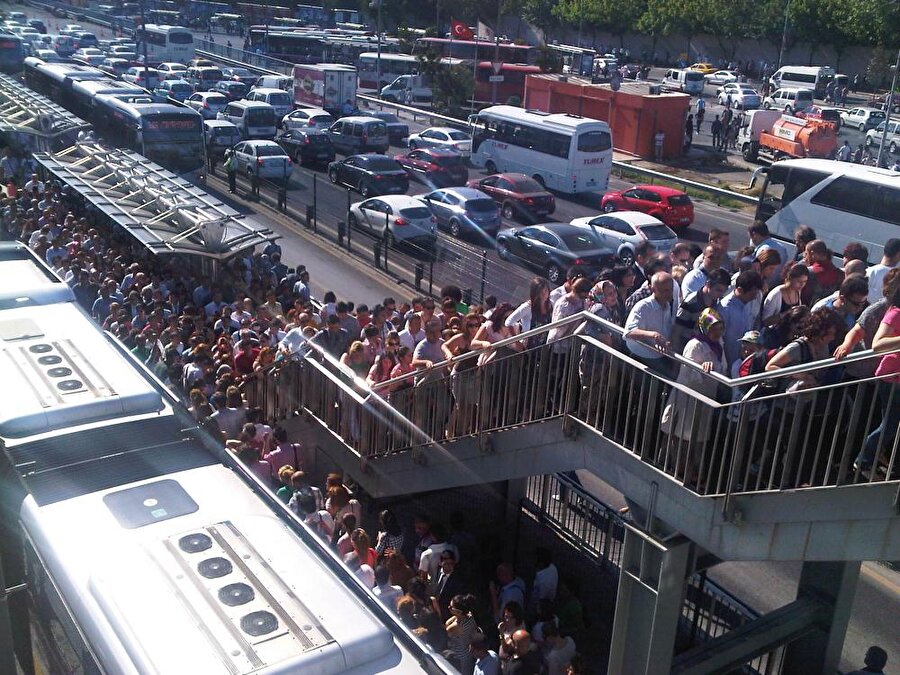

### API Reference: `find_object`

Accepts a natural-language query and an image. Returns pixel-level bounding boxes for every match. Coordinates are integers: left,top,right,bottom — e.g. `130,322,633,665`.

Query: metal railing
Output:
522,473,782,674
245,309,900,503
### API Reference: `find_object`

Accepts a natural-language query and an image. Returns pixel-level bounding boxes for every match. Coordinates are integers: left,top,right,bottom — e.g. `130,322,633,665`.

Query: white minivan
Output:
244,87,293,118
217,100,277,139
661,68,705,95
763,88,814,114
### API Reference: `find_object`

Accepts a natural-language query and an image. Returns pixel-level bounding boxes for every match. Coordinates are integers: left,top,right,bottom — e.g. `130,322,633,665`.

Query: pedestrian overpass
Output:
246,312,900,674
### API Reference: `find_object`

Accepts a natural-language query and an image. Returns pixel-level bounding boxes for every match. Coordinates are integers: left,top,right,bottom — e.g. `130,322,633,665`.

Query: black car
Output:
276,129,335,166
496,222,615,284
394,148,468,187
368,111,409,145
327,154,410,197
212,80,248,101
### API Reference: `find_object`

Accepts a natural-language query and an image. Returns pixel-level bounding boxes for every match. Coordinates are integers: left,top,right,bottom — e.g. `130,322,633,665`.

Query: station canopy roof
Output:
33,141,278,260
0,73,91,139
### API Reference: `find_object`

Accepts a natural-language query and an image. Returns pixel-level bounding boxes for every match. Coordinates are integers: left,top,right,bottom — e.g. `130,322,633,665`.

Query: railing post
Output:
723,389,754,521
480,249,487,303
383,211,390,269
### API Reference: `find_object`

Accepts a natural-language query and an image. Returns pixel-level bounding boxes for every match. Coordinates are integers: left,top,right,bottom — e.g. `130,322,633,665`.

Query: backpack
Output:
738,348,778,378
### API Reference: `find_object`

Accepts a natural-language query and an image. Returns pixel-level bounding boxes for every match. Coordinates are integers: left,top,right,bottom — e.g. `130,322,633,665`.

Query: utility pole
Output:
876,47,900,168
776,0,790,70
491,0,501,104
373,0,383,95
139,0,149,84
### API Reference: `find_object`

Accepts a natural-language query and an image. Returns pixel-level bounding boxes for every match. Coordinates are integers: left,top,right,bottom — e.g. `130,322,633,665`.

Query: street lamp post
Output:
372,0,383,96
491,0,501,104
776,0,790,70
876,47,900,168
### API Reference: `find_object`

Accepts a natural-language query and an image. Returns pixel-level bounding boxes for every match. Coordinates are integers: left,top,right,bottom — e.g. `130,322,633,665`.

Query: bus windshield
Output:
577,130,611,152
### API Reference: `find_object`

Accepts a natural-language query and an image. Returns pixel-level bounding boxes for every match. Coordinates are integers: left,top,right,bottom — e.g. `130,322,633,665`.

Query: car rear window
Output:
268,92,291,106
246,108,275,125
447,130,469,140
201,69,223,80
561,232,601,251
637,224,676,240
685,71,706,82
208,95,227,104
214,128,237,139
366,157,400,171
511,177,544,192
171,84,192,94
307,134,330,145
378,113,399,123
667,194,692,206
466,198,497,212
433,154,465,167
169,32,192,44
310,115,332,126
400,206,431,219
256,145,285,157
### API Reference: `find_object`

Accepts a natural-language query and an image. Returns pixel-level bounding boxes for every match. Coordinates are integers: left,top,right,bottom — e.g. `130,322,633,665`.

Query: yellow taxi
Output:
688,62,716,74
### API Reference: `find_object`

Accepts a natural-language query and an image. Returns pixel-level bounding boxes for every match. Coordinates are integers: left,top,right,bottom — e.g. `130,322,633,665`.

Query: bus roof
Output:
775,65,835,74
95,94,198,117
476,61,542,72
141,24,192,32
477,105,610,131
774,158,900,185
417,36,535,49
547,43,597,55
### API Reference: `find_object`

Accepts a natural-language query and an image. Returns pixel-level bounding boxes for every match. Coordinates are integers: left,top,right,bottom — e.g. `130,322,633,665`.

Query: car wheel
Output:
859,123,865,133
545,263,562,284
865,136,874,147
497,241,510,260
763,102,771,110
329,168,340,184
618,248,635,267
602,202,616,213
501,202,516,220
485,160,498,174
449,218,461,238
891,141,898,154
348,212,358,229
359,180,371,197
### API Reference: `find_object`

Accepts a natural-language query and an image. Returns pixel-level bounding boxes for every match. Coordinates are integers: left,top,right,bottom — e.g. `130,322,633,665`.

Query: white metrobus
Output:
135,24,195,64
469,105,613,194
753,158,900,262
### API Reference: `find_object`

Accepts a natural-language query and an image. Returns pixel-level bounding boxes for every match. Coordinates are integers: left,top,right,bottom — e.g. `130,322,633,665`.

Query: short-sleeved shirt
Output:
875,307,900,382
413,338,445,383
624,295,673,360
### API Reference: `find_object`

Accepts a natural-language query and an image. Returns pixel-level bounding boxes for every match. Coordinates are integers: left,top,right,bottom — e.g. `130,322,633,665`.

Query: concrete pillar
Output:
781,560,861,675
608,526,694,675
503,478,528,563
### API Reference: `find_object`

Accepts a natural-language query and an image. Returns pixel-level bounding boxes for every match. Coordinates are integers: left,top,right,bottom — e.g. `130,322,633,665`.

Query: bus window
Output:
875,187,900,226
811,176,878,218
783,168,829,206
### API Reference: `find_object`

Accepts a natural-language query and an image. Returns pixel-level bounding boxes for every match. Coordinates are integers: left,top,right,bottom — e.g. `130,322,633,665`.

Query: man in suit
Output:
430,550,466,621
630,240,658,295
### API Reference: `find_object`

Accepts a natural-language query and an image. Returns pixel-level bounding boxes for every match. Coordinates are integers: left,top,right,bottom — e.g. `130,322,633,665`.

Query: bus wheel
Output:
485,160,498,174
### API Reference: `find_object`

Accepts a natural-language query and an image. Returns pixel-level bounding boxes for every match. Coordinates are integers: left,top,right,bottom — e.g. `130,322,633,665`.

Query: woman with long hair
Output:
442,313,483,436
472,303,523,427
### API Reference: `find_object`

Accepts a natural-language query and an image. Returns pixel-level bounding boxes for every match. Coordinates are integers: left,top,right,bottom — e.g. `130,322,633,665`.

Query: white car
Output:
408,127,472,155
59,24,84,36
157,62,188,80
348,194,437,247
705,70,739,85
716,83,761,109
864,120,900,154
33,49,62,62
186,92,229,119
568,211,678,265
840,106,886,132
282,107,333,131
229,140,293,180
122,67,160,89
72,48,106,66
108,44,136,60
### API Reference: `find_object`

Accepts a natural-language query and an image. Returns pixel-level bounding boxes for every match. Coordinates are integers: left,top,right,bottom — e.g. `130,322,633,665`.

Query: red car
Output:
393,148,468,188
465,172,555,221
600,185,694,228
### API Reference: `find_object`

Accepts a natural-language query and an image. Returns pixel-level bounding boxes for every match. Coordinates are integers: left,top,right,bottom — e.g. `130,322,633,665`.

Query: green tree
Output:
416,49,475,114
553,0,646,48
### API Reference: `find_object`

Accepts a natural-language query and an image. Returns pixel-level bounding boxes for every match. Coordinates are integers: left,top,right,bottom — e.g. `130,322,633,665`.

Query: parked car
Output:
221,66,257,87
688,62,716,74
419,187,501,239
408,126,472,155
157,62,188,79
276,129,335,166
185,92,229,120
72,48,106,66
212,80,248,101
153,79,194,103
465,172,555,221
840,106,886,132
228,140,292,180
394,148,468,187
599,185,694,229
865,120,900,154
705,70,738,85
569,212,678,266
99,58,130,77
496,222,615,284
716,83,761,109
327,154,409,197
348,195,437,248
763,88,814,114
122,67,160,90
281,107,333,131
367,111,409,144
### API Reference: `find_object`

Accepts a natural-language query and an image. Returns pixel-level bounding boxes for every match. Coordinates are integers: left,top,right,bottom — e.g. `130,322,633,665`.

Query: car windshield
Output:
310,115,332,125
871,111,886,119
256,145,285,157
307,134,329,145
637,224,676,240
511,177,544,192
172,84,192,94
400,206,431,219
560,232,601,251
433,154,465,167
268,92,291,106
667,194,692,206
447,130,469,140
739,87,757,94
466,198,497,212
365,157,400,171
207,95,227,104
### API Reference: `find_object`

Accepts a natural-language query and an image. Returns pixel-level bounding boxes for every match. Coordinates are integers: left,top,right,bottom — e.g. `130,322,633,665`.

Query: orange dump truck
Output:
740,111,838,163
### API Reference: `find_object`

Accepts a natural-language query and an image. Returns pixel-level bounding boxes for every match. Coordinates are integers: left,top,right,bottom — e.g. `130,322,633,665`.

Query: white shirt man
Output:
866,238,900,303
624,273,675,362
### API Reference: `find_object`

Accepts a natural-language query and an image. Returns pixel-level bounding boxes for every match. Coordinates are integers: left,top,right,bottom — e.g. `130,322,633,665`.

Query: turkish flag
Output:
451,19,474,41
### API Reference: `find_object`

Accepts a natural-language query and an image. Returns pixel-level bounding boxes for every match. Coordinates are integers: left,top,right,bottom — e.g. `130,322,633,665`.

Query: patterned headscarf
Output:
697,307,723,335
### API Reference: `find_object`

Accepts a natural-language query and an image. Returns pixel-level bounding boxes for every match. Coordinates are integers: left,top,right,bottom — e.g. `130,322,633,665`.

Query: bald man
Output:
625,272,676,377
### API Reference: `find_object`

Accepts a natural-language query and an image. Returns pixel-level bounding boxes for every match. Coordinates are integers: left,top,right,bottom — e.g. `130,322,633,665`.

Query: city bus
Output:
474,62,542,103
357,52,417,89
546,43,596,76
135,24,195,64
93,94,204,175
753,158,900,263
469,105,613,193
0,32,24,74
247,29,329,63
415,37,539,65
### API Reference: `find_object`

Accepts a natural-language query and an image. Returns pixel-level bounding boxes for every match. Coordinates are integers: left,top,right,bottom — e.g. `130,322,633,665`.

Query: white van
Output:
253,75,293,92
763,88,814,114
217,100,277,139
244,87,293,118
770,65,835,97
380,74,432,104
661,68,705,95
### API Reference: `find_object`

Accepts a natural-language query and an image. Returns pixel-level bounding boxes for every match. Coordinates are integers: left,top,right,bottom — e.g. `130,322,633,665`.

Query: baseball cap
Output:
739,330,761,345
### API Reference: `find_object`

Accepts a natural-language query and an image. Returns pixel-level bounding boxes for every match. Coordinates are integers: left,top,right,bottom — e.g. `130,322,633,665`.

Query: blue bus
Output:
0,32,24,74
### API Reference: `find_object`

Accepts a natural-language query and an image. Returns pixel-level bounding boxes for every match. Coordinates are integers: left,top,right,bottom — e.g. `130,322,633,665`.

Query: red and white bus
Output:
474,61,542,103
414,37,538,65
